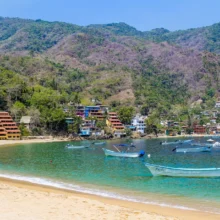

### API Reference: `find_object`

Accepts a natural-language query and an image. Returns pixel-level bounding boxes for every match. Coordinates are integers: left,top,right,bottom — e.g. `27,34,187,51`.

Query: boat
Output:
191,142,213,147
161,139,192,145
92,142,106,146
173,146,211,153
213,142,220,148
65,144,89,149
102,148,145,158
145,163,220,177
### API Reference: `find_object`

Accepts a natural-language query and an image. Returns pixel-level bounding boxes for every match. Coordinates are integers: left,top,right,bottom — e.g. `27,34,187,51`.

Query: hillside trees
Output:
118,106,135,124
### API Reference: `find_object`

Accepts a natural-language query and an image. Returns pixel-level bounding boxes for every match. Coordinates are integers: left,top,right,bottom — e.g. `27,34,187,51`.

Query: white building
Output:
131,114,147,134
215,101,220,108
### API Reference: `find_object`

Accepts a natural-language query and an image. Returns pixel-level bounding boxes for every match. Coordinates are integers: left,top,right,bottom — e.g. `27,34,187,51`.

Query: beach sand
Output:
0,177,219,220
0,138,66,147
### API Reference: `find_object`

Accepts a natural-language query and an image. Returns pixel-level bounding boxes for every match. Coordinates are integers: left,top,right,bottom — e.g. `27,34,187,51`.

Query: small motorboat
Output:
65,144,89,149
92,142,106,146
161,139,192,145
213,142,220,148
191,142,213,147
102,148,145,158
145,163,220,177
173,146,211,153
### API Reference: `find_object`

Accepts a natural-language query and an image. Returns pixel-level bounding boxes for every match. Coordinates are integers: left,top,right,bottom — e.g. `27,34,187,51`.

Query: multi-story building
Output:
85,106,100,118
79,120,95,136
106,112,125,137
75,105,85,118
0,112,21,140
193,125,206,134
89,108,106,120
131,114,147,134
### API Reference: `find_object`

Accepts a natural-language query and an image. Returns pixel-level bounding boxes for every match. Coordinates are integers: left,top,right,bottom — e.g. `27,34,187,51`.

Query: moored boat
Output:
145,163,220,177
161,139,192,145
191,142,213,147
173,146,211,153
65,144,89,149
102,148,145,158
93,142,106,146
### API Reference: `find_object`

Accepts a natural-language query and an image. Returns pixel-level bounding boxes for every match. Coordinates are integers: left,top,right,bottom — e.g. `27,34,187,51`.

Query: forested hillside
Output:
1,17,220,133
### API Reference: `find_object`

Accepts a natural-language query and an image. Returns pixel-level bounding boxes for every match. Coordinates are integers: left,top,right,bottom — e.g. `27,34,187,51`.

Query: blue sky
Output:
0,0,220,31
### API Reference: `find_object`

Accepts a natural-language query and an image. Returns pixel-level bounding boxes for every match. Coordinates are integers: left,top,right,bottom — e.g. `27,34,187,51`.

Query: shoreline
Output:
0,138,68,147
0,133,217,148
0,176,219,220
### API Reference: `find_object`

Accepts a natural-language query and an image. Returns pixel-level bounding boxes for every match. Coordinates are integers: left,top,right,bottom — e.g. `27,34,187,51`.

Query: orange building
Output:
193,125,206,134
89,110,105,120
106,112,125,134
0,112,21,140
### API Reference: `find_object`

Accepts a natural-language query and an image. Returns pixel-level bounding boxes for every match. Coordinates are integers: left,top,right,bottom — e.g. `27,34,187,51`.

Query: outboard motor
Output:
139,150,145,157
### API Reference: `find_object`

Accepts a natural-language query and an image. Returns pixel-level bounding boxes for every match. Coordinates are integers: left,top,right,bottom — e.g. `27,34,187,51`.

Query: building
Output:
65,118,74,125
79,128,91,136
89,109,106,120
79,120,95,136
106,112,125,137
85,106,100,118
131,114,147,134
0,112,21,140
20,116,32,130
75,105,85,118
215,101,220,108
193,125,206,134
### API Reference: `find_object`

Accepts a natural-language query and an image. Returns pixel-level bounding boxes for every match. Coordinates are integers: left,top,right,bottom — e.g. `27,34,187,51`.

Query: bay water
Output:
0,138,220,213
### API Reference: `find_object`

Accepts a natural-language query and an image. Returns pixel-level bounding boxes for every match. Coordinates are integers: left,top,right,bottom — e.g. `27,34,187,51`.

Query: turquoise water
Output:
0,138,220,213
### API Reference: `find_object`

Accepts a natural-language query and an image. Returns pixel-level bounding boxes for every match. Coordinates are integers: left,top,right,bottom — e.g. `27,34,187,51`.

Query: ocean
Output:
0,138,220,214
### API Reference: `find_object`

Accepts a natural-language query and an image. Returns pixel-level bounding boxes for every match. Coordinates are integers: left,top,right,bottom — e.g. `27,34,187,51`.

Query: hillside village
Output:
2,97,220,140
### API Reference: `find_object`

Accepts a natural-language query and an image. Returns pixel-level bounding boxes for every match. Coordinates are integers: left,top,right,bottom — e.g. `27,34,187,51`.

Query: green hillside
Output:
1,17,220,134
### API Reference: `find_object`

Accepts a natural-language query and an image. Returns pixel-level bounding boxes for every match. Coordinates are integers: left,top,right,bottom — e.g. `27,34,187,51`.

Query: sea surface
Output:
0,137,220,214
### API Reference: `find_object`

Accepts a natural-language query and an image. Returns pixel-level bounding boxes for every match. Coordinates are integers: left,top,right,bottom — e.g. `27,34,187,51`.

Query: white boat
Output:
213,142,220,148
174,146,211,153
65,145,89,149
145,163,220,177
102,148,145,158
161,139,192,145
93,142,106,146
191,142,213,147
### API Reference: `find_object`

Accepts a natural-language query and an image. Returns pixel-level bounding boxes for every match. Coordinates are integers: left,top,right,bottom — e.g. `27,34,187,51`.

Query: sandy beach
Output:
0,138,67,147
0,138,220,220
0,177,219,220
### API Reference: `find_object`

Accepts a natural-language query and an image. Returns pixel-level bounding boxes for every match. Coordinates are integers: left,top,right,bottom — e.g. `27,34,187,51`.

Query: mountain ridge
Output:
0,16,220,119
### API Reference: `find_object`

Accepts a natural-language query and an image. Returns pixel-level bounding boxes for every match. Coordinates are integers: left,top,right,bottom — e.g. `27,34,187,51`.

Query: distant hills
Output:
1,16,220,114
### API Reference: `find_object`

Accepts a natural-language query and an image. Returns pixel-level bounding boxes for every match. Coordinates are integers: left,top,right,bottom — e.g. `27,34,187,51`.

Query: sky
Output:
0,0,220,31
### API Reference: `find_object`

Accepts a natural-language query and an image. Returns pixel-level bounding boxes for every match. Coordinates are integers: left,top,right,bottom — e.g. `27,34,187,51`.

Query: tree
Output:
10,101,26,122
145,111,160,136
96,120,106,130
27,107,41,127
140,105,149,115
72,116,82,134
118,106,135,124
19,123,30,136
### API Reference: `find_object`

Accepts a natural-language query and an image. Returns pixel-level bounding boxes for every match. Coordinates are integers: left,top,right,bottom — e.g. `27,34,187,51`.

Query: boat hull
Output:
162,140,192,145
145,163,220,177
93,142,106,146
65,145,88,149
175,147,211,153
102,148,140,158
